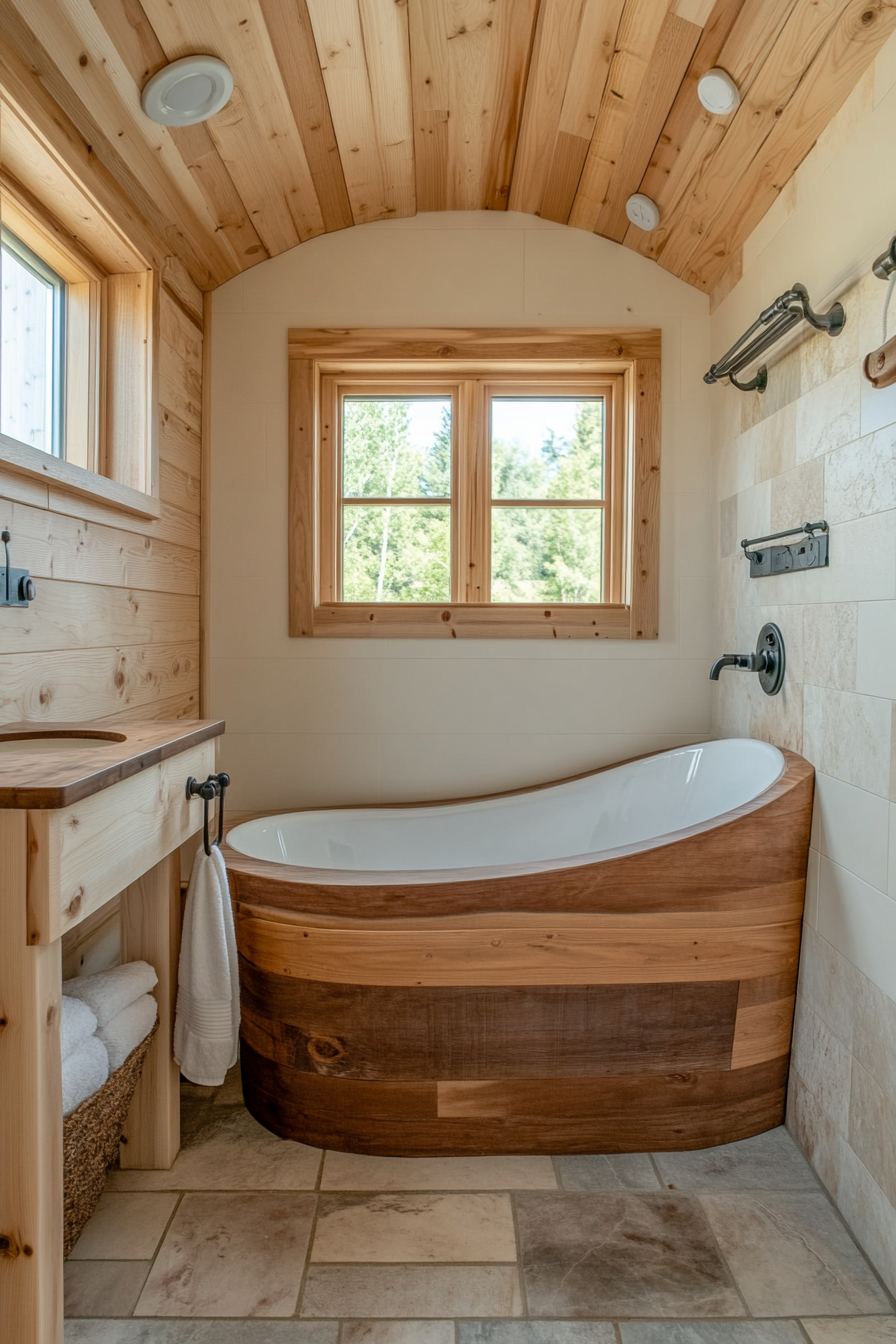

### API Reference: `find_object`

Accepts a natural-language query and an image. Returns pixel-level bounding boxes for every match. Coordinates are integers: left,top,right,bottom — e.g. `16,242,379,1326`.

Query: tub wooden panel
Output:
224,746,814,1154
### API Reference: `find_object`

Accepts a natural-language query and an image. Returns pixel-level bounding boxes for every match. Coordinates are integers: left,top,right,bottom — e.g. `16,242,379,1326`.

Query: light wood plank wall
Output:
0,280,202,727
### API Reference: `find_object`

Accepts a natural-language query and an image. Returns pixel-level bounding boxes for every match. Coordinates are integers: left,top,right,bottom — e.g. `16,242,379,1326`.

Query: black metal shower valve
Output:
0,530,36,607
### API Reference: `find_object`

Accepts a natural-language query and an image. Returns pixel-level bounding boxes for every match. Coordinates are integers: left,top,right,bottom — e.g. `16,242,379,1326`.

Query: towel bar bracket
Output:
186,772,230,855
741,520,829,578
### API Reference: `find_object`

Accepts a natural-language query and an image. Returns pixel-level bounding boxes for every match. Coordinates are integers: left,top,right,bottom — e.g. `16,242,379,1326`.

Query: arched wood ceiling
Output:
2,0,895,298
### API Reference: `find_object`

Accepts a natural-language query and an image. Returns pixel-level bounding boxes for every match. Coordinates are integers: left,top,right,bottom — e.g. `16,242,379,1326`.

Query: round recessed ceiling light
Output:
141,55,233,126
625,193,660,231
697,67,740,115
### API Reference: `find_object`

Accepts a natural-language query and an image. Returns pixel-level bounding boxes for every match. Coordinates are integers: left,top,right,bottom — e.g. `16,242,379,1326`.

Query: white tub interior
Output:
226,738,784,879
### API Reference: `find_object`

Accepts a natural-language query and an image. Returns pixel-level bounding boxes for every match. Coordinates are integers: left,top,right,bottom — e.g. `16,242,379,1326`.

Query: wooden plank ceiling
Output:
3,0,895,297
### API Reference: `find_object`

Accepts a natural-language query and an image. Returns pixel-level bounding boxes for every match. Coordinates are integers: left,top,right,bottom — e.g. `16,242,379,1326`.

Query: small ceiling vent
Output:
697,68,741,116
142,55,234,127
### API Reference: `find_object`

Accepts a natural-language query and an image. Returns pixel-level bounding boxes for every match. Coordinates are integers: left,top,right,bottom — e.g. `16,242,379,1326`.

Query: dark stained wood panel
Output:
241,1042,790,1155
238,966,740,1080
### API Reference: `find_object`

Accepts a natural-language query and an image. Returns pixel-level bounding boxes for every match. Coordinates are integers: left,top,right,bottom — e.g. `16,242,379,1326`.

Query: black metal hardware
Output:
704,283,845,393
709,622,786,696
0,530,36,607
873,235,896,280
741,519,829,578
186,772,231,856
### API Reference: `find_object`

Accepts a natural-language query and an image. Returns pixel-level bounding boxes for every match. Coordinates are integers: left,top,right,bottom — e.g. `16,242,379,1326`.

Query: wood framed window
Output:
0,173,158,518
289,328,660,639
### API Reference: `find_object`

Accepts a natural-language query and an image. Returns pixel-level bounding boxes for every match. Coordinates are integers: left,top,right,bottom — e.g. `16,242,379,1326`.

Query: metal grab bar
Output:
186,772,231,855
705,284,845,393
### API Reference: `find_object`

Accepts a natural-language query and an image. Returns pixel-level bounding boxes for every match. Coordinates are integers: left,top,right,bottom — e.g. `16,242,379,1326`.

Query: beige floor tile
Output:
301,1264,523,1317
803,1321,896,1344
311,1192,517,1263
701,1191,892,1316
63,1259,150,1317
321,1152,557,1191
107,1108,321,1191
69,1192,178,1260
64,1325,338,1342
135,1192,314,1317
214,1068,245,1105
341,1323,455,1344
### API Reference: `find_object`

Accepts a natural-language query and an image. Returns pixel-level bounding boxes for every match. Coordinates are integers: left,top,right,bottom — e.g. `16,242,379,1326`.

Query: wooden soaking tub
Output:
222,739,814,1156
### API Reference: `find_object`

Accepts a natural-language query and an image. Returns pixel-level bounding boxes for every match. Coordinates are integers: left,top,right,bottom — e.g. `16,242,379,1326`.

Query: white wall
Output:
209,212,713,816
711,39,896,1295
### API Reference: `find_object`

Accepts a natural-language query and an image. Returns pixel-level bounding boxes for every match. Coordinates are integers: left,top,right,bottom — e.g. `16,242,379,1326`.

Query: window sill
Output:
0,433,161,520
307,602,643,639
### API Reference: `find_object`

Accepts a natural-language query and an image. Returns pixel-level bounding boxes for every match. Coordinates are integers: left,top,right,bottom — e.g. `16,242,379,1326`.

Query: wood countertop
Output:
0,720,225,808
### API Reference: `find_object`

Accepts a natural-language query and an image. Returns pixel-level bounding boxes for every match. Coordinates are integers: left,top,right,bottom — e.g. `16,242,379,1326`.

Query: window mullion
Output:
455,379,489,602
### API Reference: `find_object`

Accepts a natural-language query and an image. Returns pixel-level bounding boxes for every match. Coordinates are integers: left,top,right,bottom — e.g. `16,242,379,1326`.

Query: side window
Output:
1,227,65,457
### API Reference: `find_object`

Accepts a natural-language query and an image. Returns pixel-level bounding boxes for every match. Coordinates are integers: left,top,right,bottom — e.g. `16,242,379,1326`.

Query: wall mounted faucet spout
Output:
709,623,786,696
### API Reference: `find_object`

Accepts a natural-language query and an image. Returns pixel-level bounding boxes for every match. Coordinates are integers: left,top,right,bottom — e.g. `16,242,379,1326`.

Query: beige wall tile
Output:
816,857,896,1004
796,925,860,1051
849,1060,896,1207
854,966,896,1104
771,459,825,534
837,1141,896,1297
857,601,896,698
813,773,890,891
802,604,857,691
791,513,896,606
803,686,892,797
826,429,896,525
786,1067,842,1199
791,999,852,1135
794,367,861,464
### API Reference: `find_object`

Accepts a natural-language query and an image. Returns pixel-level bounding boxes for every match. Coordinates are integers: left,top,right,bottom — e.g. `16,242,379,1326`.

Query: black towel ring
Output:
185,773,231,855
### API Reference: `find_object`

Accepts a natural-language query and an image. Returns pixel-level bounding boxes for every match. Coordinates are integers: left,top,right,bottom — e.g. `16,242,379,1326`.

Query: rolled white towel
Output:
98,993,158,1072
61,995,98,1062
63,961,158,1030
62,1036,109,1116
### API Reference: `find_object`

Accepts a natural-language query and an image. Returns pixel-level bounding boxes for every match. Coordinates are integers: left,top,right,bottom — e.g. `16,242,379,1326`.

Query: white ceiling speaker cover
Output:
697,67,741,115
625,193,660,231
141,55,234,126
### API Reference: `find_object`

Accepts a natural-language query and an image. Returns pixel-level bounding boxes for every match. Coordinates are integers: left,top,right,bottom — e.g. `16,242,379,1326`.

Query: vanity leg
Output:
119,850,182,1169
0,812,64,1344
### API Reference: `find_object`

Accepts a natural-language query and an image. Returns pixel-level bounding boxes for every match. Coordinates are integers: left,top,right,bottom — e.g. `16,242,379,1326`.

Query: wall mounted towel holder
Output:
186,772,230,855
741,520,828,577
0,529,35,606
705,283,845,392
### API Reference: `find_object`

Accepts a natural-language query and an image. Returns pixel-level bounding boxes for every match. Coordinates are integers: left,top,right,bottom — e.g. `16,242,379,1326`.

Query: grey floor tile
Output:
64,1260,150,1317
300,1264,523,1317
802,1320,896,1343
108,1109,321,1191
322,1151,556,1191
69,1193,179,1260
460,1324,616,1342
653,1127,819,1191
515,1190,743,1318
65,1326,338,1343
554,1153,660,1191
701,1190,892,1316
619,1324,806,1343
341,1323,455,1343
135,1192,315,1317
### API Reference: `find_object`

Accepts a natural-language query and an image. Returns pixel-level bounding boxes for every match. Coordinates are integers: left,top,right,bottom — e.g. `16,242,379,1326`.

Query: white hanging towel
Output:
174,843,240,1086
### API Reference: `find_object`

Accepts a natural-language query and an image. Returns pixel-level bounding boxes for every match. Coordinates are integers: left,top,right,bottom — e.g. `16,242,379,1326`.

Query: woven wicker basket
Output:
63,1019,159,1257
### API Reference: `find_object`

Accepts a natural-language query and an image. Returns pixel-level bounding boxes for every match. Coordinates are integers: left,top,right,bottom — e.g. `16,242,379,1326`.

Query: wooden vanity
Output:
0,719,224,1344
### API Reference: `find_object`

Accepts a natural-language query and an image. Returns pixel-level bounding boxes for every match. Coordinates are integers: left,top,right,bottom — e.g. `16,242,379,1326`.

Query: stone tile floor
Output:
64,1069,896,1342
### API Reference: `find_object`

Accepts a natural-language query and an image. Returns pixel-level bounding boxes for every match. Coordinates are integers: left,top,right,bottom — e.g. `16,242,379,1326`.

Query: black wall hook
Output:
186,772,231,855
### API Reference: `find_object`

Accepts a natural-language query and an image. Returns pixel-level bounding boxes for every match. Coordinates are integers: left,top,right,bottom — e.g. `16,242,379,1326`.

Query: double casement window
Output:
289,329,660,639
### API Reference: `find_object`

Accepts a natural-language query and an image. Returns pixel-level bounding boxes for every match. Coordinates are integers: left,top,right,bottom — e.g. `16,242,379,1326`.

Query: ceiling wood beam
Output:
568,0,673,232
684,0,896,290
257,0,353,234
139,0,326,255
594,11,703,243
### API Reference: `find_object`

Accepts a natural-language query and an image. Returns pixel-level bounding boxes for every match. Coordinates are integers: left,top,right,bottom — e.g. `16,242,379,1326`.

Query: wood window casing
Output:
0,172,159,519
289,329,661,639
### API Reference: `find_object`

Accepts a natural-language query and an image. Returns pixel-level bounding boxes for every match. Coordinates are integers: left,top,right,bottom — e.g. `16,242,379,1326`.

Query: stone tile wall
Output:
711,41,896,1297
